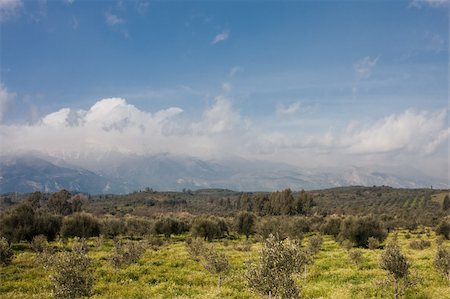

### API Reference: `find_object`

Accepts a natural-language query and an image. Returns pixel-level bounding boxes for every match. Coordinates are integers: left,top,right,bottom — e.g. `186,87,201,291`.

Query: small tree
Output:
246,234,308,298
0,237,13,266
47,241,93,299
186,237,206,261
380,241,410,299
235,212,256,240
110,238,147,268
307,234,323,255
31,235,48,253
202,247,230,289
442,195,450,211
368,237,380,250
433,246,450,282
348,249,364,268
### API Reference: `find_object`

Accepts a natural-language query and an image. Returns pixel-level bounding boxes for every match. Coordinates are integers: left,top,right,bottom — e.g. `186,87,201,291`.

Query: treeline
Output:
1,190,449,248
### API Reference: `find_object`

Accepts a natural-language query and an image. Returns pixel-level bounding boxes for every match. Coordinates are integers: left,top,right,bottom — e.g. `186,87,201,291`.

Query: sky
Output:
0,0,449,181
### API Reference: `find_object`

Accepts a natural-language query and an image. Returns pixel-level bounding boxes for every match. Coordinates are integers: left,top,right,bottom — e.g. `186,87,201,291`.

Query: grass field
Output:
1,230,449,299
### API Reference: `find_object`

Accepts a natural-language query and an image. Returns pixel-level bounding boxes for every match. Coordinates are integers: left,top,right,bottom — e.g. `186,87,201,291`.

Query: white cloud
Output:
0,83,16,122
64,0,75,4
354,56,379,80
229,66,242,77
346,109,449,155
276,102,301,117
0,0,23,22
211,30,229,45
410,0,449,8
105,11,125,26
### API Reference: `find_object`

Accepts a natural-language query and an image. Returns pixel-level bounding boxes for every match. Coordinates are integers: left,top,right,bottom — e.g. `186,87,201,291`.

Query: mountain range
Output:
0,153,447,194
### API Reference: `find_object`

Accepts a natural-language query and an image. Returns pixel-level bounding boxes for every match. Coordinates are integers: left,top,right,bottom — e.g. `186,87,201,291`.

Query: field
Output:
1,230,449,299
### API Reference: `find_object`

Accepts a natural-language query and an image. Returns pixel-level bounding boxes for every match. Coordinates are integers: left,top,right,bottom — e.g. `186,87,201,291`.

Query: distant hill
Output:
0,153,447,194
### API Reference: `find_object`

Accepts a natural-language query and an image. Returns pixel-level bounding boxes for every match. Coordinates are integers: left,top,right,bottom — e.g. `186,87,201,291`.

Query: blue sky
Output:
0,0,448,180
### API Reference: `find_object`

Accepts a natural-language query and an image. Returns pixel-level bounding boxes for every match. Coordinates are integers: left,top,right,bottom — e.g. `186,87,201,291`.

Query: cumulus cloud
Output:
0,83,16,122
346,109,449,155
0,95,447,180
276,102,301,117
211,30,229,45
0,0,23,22
105,11,124,26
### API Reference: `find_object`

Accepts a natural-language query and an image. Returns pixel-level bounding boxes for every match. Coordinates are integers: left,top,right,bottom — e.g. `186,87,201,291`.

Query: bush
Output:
380,241,410,299
31,235,48,253
246,234,308,298
191,216,228,241
47,241,93,299
125,217,153,238
235,212,256,239
110,239,147,268
320,216,341,237
0,237,13,266
155,217,189,239
339,215,387,248
101,217,125,238
342,239,354,251
307,234,323,255
289,217,310,240
433,246,450,281
409,238,431,250
435,219,450,240
60,213,100,239
186,238,206,261
202,246,230,288
61,213,100,238
368,237,380,250
256,217,289,240
348,249,364,268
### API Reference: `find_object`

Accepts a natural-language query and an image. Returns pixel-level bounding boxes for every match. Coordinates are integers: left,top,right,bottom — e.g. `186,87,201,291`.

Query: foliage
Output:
191,216,229,241
338,215,387,248
436,218,450,240
46,240,93,299
30,234,48,253
380,241,411,299
186,237,206,261
246,234,308,298
433,245,450,281
235,211,256,239
201,245,230,288
110,238,147,268
442,195,450,211
409,238,431,250
0,237,13,266
368,237,380,250
154,217,189,239
348,249,363,268
60,212,101,238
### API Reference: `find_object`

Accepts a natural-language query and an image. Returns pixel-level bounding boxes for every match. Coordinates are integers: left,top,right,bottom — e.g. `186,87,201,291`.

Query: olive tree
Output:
202,246,230,289
246,234,308,298
380,241,411,299
433,245,450,282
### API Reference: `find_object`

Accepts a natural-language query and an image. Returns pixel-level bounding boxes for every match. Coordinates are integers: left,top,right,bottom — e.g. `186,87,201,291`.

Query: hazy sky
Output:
0,0,448,180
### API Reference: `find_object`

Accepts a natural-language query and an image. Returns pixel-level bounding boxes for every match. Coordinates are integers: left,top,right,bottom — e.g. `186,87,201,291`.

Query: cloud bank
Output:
0,95,450,178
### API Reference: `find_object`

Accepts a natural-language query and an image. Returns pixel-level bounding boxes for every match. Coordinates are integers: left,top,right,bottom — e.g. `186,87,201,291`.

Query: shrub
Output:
342,239,354,251
380,241,411,299
101,217,125,238
339,215,387,248
186,238,206,261
433,246,450,281
246,234,308,298
348,249,364,268
307,234,323,255
235,212,256,239
435,219,450,240
60,213,100,239
125,217,153,238
191,216,228,241
110,239,147,268
320,216,341,237
202,246,230,289
289,217,310,240
31,235,48,253
409,238,431,250
368,237,380,250
47,241,93,299
155,217,189,240
256,217,289,240
0,237,13,266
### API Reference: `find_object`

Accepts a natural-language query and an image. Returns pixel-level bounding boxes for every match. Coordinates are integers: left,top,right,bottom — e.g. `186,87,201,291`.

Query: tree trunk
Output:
394,280,398,299
217,275,221,289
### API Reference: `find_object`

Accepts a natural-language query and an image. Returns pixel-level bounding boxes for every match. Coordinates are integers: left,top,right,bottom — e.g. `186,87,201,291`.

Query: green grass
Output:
1,231,449,298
